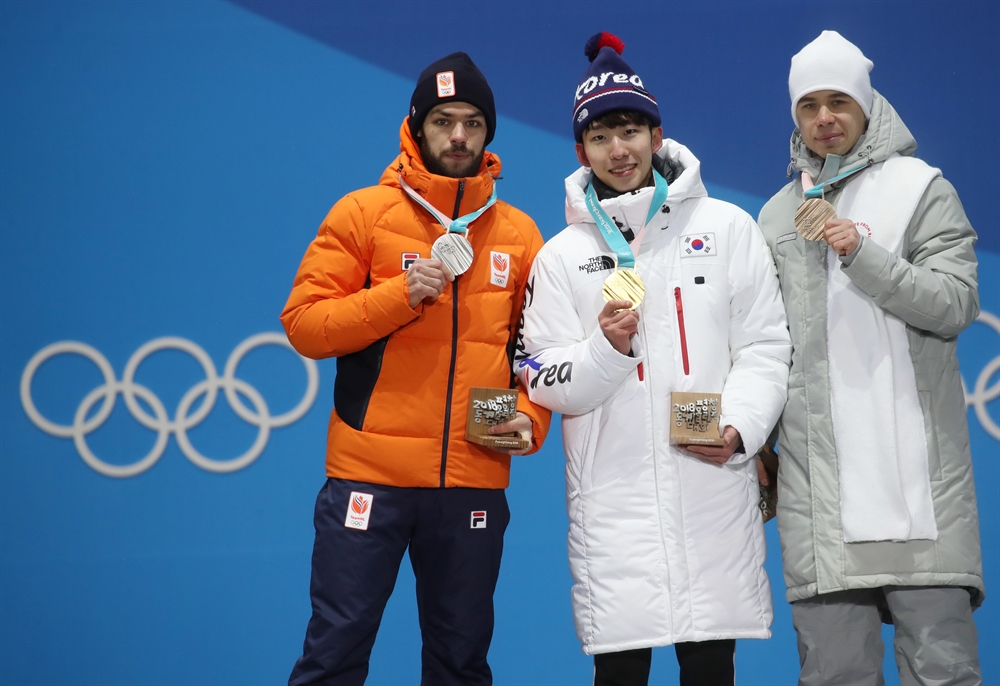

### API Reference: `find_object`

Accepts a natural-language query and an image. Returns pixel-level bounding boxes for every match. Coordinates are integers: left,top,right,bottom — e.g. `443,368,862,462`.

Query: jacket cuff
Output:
720,416,759,462
515,391,551,455
588,325,643,373
365,273,421,336
838,235,864,266
841,234,891,294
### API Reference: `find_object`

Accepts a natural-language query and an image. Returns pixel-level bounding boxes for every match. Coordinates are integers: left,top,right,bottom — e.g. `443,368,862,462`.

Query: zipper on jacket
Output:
451,179,465,220
674,287,690,375
439,179,466,487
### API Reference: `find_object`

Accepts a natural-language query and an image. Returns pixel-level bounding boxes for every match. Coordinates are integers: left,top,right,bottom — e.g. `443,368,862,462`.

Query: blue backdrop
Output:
1,2,996,684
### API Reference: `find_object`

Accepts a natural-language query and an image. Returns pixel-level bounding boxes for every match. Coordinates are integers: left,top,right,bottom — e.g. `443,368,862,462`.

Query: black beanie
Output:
409,52,497,146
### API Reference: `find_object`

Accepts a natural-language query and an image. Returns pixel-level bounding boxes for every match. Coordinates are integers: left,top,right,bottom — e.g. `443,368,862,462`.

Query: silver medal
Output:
431,232,474,276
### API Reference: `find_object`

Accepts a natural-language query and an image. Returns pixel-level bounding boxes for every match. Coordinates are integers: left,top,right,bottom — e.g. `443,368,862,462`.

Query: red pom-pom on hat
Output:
584,32,625,63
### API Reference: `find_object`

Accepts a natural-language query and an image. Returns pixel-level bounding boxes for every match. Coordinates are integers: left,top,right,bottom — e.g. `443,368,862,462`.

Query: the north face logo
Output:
579,255,615,274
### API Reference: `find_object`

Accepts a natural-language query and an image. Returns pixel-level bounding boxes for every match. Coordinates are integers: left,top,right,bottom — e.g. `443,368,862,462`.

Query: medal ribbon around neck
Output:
399,175,497,275
586,169,668,309
801,166,865,199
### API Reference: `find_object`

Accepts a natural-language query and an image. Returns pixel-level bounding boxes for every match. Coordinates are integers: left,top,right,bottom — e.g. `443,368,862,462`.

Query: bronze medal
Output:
794,198,837,241
431,232,474,276
602,268,645,310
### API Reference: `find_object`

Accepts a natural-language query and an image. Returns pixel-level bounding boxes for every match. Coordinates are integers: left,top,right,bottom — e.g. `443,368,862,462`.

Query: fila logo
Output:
436,71,455,98
402,252,420,270
490,251,510,288
681,232,716,257
344,491,373,530
471,511,487,529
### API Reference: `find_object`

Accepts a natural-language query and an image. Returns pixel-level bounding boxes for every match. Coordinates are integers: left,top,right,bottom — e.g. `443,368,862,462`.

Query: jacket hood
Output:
565,139,708,227
788,89,918,180
379,117,502,218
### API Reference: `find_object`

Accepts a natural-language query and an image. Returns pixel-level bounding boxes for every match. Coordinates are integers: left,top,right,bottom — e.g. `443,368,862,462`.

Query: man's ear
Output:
575,142,590,167
651,126,664,154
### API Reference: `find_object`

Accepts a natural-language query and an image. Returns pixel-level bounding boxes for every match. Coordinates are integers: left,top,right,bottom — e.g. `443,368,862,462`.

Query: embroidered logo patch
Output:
344,492,373,530
402,252,420,270
436,71,455,98
681,233,716,257
777,232,797,244
471,511,487,529
578,255,615,274
490,251,510,288
576,108,589,123
855,221,872,238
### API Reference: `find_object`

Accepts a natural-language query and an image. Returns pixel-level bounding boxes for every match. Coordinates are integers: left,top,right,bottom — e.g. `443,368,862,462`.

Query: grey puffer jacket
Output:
757,91,984,606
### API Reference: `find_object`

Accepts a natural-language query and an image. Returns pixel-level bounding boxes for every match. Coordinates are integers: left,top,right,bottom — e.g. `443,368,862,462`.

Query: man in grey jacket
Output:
757,31,984,685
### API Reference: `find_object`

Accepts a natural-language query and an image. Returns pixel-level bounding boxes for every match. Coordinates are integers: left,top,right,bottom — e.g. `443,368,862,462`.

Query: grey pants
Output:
792,586,981,686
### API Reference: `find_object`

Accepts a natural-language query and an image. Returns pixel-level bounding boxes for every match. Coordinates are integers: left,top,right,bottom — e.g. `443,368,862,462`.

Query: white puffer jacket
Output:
515,141,791,654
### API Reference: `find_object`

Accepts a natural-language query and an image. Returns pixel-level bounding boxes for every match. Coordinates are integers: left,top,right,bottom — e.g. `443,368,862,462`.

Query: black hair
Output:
586,109,653,131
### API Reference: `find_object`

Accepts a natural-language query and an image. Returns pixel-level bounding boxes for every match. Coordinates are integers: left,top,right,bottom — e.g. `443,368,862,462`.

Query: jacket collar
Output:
380,118,501,220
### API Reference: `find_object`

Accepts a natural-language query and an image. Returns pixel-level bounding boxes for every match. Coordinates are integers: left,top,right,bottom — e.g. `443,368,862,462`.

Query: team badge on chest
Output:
681,233,716,257
490,251,510,288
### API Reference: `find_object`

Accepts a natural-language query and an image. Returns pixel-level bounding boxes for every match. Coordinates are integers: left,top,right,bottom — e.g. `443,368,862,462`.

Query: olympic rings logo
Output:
962,310,1000,442
20,333,319,478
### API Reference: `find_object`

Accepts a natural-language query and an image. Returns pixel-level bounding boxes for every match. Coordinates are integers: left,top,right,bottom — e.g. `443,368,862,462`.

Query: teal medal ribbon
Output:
399,175,497,275
802,167,865,199
584,169,669,270
399,175,497,236
585,169,668,309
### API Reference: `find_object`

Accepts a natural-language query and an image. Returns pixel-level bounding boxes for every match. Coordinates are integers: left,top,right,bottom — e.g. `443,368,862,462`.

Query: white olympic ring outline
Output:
962,310,1000,442
20,333,319,478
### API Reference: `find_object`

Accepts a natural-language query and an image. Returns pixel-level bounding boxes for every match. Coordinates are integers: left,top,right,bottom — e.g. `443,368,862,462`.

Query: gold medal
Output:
602,268,645,310
794,198,837,241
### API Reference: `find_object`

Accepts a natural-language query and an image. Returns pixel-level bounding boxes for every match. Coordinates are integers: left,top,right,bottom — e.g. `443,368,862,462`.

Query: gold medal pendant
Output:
794,198,837,241
602,268,645,310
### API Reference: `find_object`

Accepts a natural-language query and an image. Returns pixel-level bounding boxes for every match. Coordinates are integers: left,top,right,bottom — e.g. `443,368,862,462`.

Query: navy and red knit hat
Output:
572,33,660,142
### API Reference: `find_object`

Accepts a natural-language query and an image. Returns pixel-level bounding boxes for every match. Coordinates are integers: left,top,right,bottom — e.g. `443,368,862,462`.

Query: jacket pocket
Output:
564,405,602,499
918,389,944,482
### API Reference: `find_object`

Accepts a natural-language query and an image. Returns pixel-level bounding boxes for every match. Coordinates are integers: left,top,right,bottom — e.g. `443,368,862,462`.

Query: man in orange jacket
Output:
282,52,550,685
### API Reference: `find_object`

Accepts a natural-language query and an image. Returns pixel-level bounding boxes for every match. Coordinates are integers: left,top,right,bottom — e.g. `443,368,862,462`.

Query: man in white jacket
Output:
515,32,791,685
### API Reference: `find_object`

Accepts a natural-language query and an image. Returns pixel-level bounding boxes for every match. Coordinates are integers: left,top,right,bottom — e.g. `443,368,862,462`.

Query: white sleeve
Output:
720,215,792,458
514,244,640,416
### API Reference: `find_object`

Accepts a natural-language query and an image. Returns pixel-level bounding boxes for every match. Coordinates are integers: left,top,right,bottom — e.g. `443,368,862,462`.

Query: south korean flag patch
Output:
681,233,716,257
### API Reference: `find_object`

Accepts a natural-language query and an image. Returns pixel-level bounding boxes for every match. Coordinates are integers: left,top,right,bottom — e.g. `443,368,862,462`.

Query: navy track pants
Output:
288,478,510,686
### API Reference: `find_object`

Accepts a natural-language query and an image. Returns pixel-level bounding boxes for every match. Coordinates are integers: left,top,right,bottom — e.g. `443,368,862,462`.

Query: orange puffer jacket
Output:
281,119,551,489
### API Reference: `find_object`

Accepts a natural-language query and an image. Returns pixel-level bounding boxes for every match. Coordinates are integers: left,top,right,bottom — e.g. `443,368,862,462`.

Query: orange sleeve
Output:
280,194,420,360
510,219,551,454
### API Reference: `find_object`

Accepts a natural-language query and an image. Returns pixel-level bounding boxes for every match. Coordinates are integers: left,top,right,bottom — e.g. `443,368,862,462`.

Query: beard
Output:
419,138,484,179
